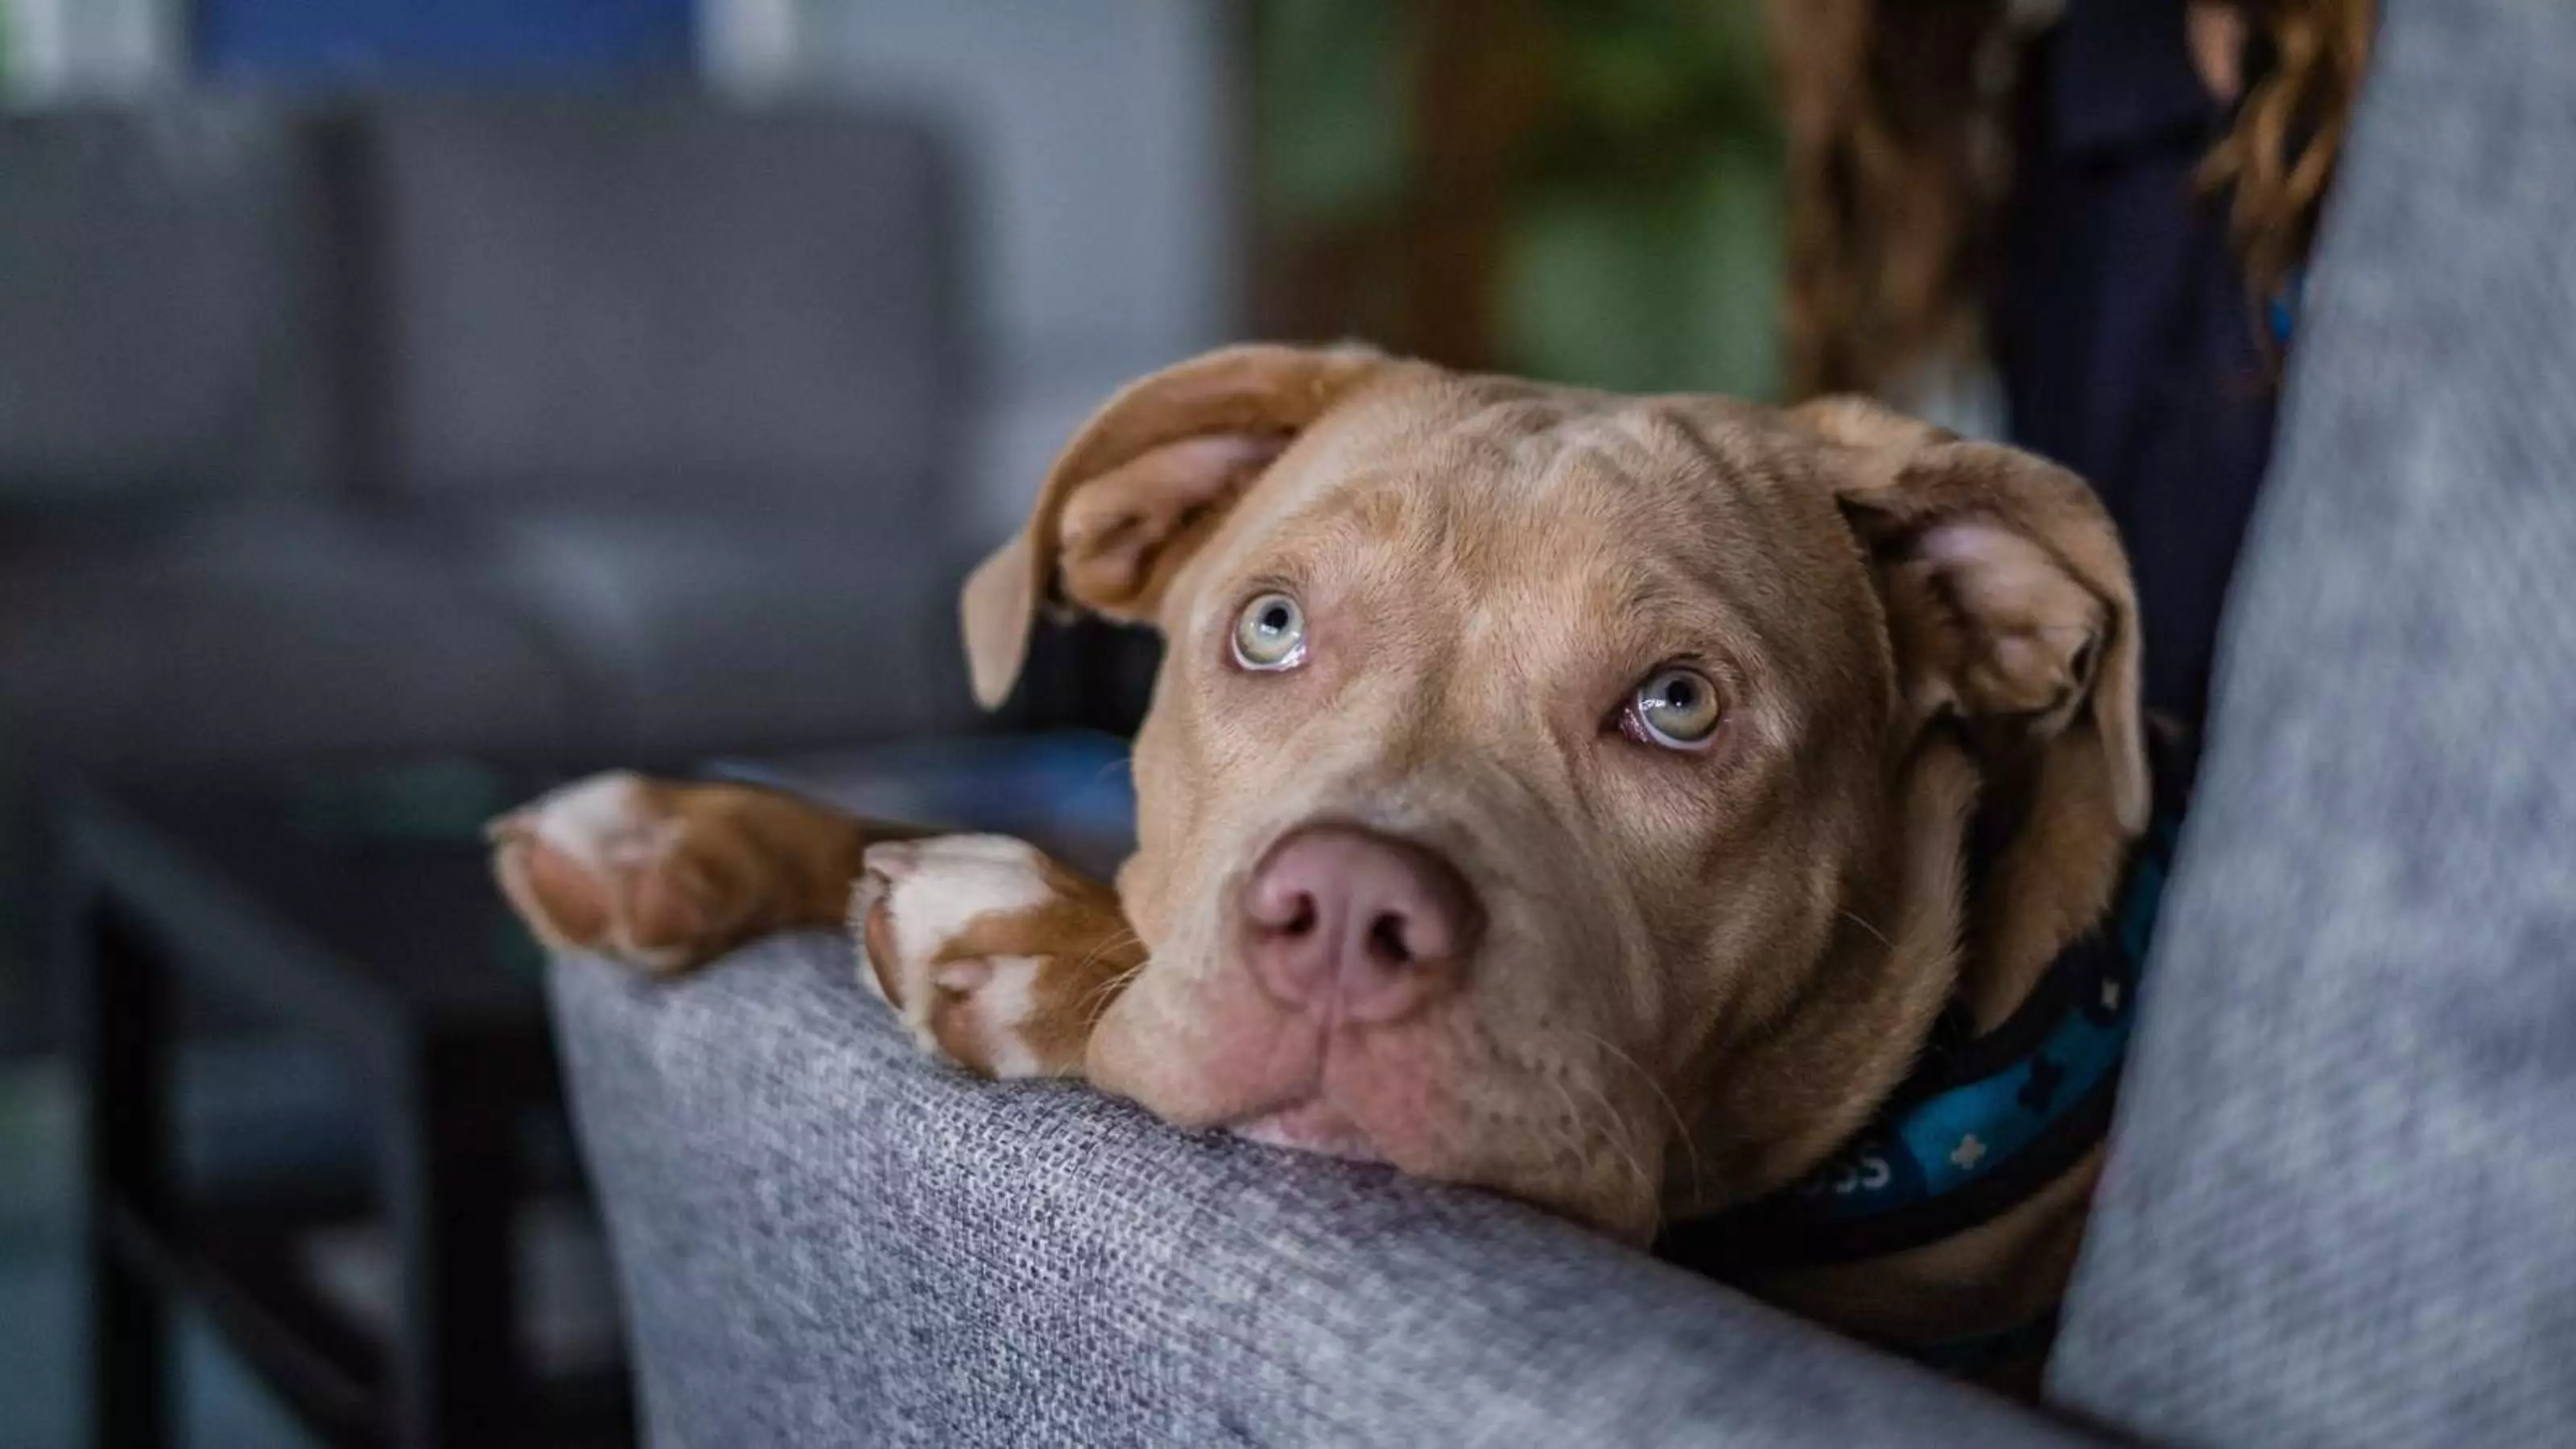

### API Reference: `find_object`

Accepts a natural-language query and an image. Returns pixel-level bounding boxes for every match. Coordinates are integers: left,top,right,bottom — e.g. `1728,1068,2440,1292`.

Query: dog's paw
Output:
489,773,861,975
852,836,1142,1080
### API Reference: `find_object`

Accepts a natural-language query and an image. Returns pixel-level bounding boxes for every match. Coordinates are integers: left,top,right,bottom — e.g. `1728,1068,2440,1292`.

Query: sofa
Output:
0,90,980,771
0,91,1001,1045
550,3,2576,1443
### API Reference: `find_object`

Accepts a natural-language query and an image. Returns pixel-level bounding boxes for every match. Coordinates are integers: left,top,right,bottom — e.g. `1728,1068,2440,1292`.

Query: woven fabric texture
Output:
2047,2,2576,1443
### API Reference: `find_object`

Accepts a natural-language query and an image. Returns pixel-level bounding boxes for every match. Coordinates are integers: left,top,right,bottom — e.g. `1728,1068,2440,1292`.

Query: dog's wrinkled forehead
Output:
1180,377,1892,716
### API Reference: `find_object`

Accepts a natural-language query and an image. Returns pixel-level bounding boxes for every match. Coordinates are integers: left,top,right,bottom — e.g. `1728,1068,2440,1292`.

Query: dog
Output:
493,343,2161,1385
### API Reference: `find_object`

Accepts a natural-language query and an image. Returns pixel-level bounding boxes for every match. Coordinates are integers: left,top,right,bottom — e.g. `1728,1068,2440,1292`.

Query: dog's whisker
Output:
1068,927,1142,977
1840,909,1893,949
1565,1071,1654,1202
1067,936,1150,1020
1571,1029,1702,1205
1538,1075,1601,1180
1542,1064,1649,1201
1072,962,1142,1017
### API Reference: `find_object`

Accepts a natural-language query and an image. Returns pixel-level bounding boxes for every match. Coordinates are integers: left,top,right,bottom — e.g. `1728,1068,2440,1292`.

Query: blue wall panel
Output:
194,0,697,81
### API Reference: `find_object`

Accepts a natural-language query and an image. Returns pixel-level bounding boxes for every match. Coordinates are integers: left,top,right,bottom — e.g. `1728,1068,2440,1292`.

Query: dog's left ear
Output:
1790,396,2150,833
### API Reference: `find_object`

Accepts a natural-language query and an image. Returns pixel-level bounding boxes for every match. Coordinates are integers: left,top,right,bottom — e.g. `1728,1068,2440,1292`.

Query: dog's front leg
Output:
489,771,1142,1080
854,836,1143,1080
489,772,919,975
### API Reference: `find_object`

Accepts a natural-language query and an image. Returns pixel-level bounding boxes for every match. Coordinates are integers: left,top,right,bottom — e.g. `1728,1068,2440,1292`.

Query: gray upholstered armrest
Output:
553,936,2097,1447
2046,3,2576,1444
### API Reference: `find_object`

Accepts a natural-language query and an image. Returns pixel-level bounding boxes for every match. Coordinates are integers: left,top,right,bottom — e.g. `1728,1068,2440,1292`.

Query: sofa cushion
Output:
2047,3,2576,1444
0,502,575,769
354,94,968,514
552,935,2099,1447
0,97,336,504
465,504,976,758
0,501,980,770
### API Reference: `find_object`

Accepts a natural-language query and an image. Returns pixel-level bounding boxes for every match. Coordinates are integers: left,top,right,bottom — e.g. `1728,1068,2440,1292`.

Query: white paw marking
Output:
502,772,696,971
960,956,1046,1080
852,863,895,1006
869,836,1055,969
849,835,1058,1073
524,771,651,868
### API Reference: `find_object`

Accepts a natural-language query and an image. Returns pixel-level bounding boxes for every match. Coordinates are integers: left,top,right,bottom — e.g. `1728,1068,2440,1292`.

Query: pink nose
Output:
1241,826,1484,1022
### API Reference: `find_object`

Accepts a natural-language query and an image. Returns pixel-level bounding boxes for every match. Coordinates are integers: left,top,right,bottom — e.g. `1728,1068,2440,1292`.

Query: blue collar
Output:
1659,812,2178,1274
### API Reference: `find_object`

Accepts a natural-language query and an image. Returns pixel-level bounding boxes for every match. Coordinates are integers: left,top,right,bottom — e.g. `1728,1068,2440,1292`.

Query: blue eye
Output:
1231,592,1307,671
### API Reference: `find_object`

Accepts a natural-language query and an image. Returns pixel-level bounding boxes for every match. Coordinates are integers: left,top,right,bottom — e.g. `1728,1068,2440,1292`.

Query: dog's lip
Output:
1228,1096,1385,1162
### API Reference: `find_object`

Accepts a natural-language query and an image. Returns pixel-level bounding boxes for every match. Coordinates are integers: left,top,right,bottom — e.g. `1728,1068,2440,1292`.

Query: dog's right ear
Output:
960,342,1393,708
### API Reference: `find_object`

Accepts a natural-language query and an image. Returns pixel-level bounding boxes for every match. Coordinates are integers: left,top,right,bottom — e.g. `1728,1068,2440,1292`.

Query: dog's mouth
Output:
1228,1096,1385,1162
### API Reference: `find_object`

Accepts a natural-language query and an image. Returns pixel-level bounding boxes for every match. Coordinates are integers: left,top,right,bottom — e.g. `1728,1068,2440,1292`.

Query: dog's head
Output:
964,345,2144,1241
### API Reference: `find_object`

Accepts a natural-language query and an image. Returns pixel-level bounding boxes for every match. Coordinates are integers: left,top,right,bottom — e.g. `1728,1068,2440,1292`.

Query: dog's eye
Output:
1231,592,1308,671
1623,667,1724,749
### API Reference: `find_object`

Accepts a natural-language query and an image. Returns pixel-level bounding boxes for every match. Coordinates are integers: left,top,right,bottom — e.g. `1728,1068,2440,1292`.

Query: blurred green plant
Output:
1254,0,1785,399
1258,0,1416,228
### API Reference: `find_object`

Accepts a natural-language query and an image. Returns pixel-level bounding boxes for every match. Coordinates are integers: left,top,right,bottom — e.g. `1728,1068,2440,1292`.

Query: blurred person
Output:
1768,0,2375,778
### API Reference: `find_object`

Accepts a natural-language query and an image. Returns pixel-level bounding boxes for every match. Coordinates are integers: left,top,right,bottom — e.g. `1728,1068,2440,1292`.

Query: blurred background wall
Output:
705,0,1245,543
1,0,171,100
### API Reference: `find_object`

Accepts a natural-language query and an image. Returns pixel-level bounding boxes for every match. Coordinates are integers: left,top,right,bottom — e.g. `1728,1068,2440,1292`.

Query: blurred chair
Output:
0,90,985,1043
543,2,2576,1443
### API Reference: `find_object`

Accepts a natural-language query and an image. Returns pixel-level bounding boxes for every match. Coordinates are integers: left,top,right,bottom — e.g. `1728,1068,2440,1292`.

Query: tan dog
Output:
493,344,2148,1378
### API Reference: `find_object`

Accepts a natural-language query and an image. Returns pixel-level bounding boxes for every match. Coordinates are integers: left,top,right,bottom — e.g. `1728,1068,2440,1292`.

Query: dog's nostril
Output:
1281,894,1319,938
1247,869,1322,937
1365,913,1412,966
